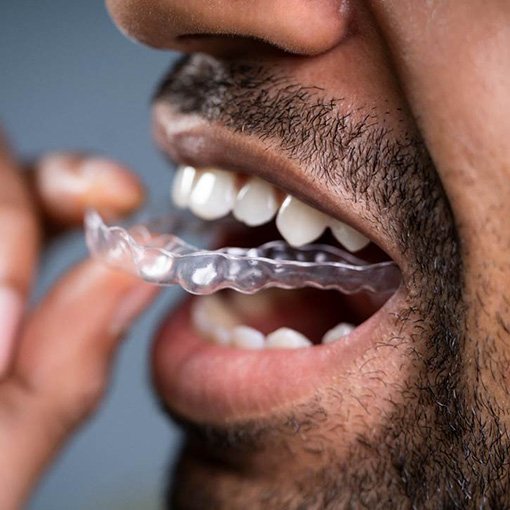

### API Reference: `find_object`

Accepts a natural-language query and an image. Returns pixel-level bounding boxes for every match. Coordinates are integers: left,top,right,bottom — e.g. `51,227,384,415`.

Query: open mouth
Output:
88,86,413,423
169,164,398,350
87,159,401,350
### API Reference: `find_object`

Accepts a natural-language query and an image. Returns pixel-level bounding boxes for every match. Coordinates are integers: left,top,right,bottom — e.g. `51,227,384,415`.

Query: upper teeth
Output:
233,177,279,226
189,168,237,220
171,165,370,252
276,195,329,247
171,165,197,208
330,220,372,253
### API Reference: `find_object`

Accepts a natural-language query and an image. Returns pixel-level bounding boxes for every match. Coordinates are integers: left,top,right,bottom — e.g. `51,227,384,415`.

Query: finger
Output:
30,152,145,227
0,131,39,290
0,131,39,374
0,260,158,509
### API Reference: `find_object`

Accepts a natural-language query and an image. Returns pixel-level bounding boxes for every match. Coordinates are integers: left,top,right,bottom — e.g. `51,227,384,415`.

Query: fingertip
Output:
0,284,23,376
56,259,159,326
52,259,159,343
109,281,159,337
63,258,145,299
79,157,145,219
14,259,159,391
36,153,145,225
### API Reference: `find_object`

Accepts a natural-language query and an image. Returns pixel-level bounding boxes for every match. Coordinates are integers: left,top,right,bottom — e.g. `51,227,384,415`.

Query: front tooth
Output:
321,322,355,344
233,177,279,227
231,326,265,349
330,220,370,252
276,196,328,247
266,327,312,349
171,165,197,208
189,168,237,220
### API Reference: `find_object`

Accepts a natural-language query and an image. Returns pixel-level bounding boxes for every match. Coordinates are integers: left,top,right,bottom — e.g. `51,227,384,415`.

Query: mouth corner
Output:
143,55,428,426
136,151,406,423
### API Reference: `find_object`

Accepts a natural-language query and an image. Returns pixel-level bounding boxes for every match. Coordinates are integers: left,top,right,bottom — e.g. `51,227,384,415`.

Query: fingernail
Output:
109,283,158,337
0,285,23,374
79,158,144,217
39,154,144,223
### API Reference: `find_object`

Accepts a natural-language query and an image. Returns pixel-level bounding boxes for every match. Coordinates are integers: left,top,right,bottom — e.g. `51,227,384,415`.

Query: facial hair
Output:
155,54,510,509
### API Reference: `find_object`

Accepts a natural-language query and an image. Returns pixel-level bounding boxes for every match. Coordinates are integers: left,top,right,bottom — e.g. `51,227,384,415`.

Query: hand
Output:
0,131,158,509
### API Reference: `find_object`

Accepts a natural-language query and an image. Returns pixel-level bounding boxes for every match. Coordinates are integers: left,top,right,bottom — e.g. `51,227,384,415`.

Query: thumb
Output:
0,260,158,509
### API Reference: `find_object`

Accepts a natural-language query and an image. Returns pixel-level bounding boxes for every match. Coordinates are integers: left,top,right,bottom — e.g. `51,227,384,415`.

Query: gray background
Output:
1,2,183,509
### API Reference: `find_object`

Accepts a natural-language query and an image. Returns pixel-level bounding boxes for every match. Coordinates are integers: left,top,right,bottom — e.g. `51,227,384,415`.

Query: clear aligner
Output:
85,210,401,295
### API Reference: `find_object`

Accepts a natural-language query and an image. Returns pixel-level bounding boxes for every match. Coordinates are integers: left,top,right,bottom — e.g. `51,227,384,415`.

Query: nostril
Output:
176,34,293,59
107,0,353,56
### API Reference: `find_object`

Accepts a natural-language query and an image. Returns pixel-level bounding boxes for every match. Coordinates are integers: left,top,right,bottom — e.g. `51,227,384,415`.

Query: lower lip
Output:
152,287,405,424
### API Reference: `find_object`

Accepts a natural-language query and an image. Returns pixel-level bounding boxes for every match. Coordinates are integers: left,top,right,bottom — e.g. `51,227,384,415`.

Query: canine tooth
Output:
191,298,211,336
266,328,312,349
322,322,355,344
330,220,370,252
191,296,239,341
233,177,279,226
211,326,232,346
189,168,236,220
276,196,328,247
231,326,265,349
171,165,197,208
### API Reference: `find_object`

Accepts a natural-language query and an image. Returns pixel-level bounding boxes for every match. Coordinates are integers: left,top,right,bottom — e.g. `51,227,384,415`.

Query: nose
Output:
106,0,352,56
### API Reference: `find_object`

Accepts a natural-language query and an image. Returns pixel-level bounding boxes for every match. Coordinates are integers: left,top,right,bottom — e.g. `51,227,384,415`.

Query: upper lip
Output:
149,58,413,423
152,100,409,283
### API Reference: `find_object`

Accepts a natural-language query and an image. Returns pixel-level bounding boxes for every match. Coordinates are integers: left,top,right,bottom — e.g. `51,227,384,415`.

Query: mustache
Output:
155,54,460,283
155,54,474,509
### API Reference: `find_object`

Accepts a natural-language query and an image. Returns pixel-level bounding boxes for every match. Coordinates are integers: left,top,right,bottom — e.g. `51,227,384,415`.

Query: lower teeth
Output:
85,209,394,350
191,295,355,350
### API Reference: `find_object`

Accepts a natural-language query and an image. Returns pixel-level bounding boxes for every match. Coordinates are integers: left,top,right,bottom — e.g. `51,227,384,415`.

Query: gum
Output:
85,209,401,295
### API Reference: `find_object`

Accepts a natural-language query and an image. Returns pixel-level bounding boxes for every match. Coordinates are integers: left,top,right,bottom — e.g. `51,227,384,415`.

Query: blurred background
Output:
1,2,183,509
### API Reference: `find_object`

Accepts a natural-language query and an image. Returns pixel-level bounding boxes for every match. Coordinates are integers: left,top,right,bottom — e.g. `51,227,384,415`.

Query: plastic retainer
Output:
85,209,401,296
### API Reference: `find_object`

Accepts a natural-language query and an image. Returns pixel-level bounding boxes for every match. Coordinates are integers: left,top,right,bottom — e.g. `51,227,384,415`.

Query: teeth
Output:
189,168,237,220
233,177,279,227
191,297,315,349
321,322,355,344
191,295,239,344
266,327,313,349
230,326,265,349
330,220,370,252
172,166,372,253
171,165,197,208
276,196,328,247
210,326,232,346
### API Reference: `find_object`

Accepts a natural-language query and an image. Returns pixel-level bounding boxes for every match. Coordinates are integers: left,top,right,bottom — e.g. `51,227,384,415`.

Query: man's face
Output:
107,1,510,508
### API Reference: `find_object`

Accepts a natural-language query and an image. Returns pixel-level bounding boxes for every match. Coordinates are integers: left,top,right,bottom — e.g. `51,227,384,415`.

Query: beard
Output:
154,54,510,509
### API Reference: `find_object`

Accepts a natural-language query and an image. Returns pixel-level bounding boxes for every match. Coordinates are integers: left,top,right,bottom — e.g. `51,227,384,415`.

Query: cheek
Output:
274,18,416,137
363,2,510,362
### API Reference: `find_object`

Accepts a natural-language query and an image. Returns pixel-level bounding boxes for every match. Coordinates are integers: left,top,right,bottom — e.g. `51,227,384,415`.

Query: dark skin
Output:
155,54,464,508
2,1,510,508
